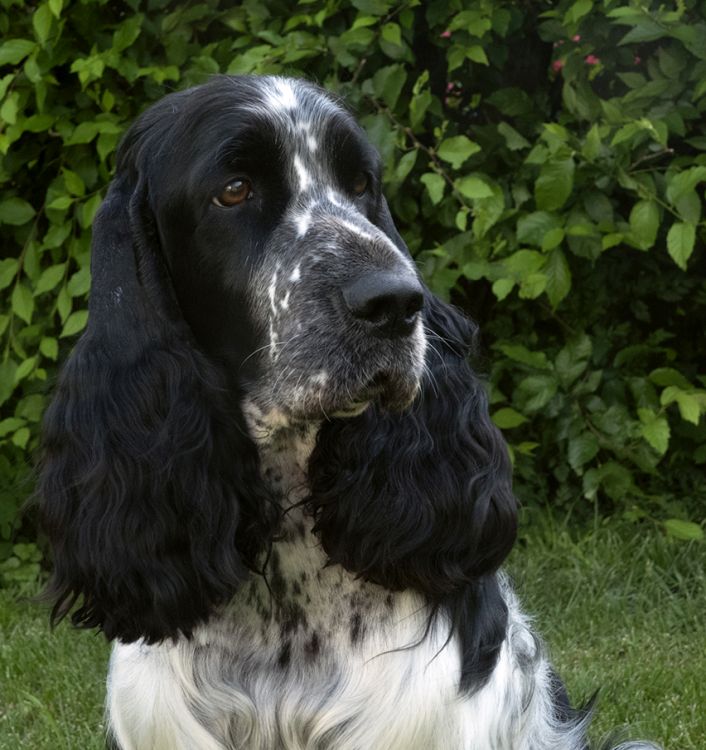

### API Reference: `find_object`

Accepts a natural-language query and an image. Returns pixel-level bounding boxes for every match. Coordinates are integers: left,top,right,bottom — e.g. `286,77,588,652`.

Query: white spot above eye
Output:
326,188,343,207
293,155,311,192
289,265,301,283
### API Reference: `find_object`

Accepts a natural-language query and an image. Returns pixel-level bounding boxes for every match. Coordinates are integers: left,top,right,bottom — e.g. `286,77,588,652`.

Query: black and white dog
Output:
38,76,657,750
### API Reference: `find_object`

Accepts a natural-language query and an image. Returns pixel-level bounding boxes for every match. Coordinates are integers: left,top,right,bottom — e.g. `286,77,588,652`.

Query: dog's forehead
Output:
256,76,347,137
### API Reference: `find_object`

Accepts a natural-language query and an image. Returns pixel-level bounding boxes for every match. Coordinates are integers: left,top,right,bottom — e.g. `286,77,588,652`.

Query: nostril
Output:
342,271,424,337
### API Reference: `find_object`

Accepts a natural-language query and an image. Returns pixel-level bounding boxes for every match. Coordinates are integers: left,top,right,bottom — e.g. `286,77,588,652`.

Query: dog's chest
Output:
108,423,469,749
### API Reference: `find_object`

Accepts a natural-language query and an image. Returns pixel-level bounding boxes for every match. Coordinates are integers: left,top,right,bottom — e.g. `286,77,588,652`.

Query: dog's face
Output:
130,76,426,421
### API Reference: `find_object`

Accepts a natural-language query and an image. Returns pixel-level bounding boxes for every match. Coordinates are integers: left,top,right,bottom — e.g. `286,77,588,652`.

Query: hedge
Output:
1,0,705,585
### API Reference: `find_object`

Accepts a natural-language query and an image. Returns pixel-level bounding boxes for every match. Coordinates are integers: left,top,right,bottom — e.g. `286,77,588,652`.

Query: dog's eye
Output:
352,172,369,196
213,179,253,207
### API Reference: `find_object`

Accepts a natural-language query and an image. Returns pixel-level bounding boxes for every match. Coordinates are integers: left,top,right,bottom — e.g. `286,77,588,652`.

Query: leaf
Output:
541,227,565,251
514,374,558,412
11,427,30,449
666,166,706,204
33,4,53,45
0,360,18,406
11,283,34,324
0,39,36,67
456,175,493,199
534,158,575,211
666,222,696,270
67,266,91,297
371,64,406,108
491,277,514,301
568,433,599,473
497,122,530,151
648,368,692,390
466,45,489,65
14,356,37,384
0,258,18,290
0,417,26,438
39,337,58,360
33,263,66,295
516,211,562,246
661,386,702,425
628,200,660,250
492,407,528,429
583,462,635,501
113,14,144,52
544,248,572,308
638,410,670,455
420,173,445,205
46,195,73,210
664,519,704,541
496,343,551,370
60,310,88,337
437,136,481,169
0,197,36,226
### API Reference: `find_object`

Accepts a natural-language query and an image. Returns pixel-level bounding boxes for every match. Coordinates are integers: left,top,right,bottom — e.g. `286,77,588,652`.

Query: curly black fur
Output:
308,294,517,690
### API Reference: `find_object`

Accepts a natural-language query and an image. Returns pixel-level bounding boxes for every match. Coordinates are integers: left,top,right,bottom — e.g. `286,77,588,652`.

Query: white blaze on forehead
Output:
265,78,299,111
296,120,318,152
268,269,278,315
295,210,311,237
293,154,312,192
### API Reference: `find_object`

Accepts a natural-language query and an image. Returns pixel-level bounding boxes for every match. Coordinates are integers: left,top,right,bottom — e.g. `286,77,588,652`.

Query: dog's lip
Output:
330,371,401,418
331,401,371,418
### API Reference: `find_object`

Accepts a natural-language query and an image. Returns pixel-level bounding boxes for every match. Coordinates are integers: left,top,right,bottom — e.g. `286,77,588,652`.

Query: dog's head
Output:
117,76,426,420
39,77,516,686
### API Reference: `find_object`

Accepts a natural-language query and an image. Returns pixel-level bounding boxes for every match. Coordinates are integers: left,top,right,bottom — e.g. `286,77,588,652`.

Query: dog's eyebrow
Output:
213,118,286,168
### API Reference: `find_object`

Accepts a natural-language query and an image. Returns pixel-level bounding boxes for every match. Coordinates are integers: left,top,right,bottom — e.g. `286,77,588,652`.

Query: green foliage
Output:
0,0,704,577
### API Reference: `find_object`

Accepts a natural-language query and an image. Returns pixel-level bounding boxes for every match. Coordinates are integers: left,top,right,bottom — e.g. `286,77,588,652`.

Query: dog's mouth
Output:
331,370,420,418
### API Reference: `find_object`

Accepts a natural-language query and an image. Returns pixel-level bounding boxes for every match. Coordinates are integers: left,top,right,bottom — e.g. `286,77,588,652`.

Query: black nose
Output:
342,271,424,337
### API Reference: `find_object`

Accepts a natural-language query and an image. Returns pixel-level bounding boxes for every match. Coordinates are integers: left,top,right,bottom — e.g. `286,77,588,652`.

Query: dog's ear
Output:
308,292,517,691
37,143,272,643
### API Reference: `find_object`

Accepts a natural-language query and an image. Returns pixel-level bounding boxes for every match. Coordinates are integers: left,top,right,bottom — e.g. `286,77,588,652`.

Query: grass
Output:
510,511,706,750
0,518,703,749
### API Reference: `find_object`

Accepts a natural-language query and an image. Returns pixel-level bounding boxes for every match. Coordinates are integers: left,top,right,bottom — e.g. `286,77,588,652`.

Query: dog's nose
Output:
342,271,424,337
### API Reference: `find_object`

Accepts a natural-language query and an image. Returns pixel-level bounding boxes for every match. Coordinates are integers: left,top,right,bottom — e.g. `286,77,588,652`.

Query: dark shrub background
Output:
1,0,705,583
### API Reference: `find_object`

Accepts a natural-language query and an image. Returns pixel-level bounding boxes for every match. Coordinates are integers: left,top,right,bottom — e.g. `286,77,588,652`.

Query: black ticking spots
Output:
305,631,321,660
277,640,291,669
350,612,363,645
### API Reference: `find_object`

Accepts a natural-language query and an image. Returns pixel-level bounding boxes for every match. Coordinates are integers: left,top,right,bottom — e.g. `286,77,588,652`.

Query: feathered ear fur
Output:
308,293,518,692
37,162,272,644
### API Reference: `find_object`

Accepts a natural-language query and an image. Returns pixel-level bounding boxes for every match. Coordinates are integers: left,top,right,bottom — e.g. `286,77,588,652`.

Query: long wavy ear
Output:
308,284,517,692
37,167,272,644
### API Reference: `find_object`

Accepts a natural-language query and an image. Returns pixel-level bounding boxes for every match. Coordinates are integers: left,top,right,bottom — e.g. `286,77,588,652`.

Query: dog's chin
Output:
326,375,421,420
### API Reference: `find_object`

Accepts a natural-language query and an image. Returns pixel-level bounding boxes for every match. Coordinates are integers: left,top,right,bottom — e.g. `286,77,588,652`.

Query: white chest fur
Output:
106,417,579,750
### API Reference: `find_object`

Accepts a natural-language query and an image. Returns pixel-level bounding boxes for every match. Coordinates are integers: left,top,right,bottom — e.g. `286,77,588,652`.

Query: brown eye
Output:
352,171,369,196
213,179,253,207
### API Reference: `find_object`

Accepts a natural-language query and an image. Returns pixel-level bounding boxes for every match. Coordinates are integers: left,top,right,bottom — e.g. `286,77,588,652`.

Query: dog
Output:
37,75,658,750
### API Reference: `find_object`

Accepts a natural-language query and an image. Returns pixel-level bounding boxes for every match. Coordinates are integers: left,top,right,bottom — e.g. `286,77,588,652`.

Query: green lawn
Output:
0,520,703,749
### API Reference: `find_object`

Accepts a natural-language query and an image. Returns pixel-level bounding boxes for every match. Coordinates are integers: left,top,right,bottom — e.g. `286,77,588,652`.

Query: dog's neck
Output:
243,401,320,504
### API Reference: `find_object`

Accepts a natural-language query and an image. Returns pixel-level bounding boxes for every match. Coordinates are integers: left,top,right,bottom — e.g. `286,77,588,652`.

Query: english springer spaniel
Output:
38,76,658,750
